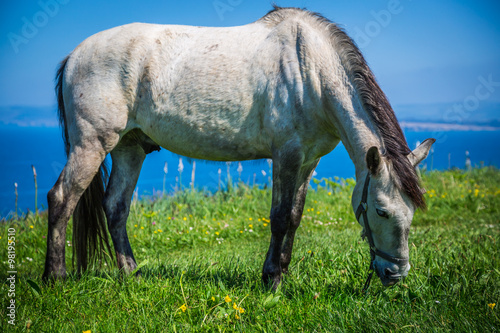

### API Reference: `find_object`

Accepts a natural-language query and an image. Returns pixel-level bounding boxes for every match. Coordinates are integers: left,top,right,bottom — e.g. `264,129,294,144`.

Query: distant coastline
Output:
400,121,500,132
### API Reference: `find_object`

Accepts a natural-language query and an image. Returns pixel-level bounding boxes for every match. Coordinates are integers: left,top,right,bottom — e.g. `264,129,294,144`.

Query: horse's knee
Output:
270,206,290,237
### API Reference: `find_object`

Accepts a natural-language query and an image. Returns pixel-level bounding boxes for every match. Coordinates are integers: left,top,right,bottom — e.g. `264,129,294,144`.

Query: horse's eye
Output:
376,208,389,218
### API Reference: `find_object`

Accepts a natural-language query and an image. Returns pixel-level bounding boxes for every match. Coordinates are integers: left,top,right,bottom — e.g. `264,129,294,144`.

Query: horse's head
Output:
352,139,434,286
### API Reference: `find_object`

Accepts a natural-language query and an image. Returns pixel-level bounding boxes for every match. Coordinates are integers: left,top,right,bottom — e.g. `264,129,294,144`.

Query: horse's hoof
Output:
42,270,67,283
262,272,281,290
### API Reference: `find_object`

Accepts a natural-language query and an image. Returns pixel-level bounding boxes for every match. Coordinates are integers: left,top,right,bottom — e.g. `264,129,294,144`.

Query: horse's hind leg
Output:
103,132,151,273
280,159,319,274
43,145,108,280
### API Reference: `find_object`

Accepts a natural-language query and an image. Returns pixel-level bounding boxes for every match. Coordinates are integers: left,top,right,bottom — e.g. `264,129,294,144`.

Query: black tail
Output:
55,56,113,272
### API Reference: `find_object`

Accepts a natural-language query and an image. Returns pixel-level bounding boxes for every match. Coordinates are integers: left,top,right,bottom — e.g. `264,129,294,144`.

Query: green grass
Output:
1,168,499,332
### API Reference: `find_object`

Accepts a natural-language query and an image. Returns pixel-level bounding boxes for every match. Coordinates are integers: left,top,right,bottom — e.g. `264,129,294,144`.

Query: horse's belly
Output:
139,113,271,161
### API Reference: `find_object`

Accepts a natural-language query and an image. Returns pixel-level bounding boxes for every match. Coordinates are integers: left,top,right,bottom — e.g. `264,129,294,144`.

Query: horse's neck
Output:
328,92,383,181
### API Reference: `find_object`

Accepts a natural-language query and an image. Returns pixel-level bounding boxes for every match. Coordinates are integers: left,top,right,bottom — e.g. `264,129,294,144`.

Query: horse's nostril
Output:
384,267,401,279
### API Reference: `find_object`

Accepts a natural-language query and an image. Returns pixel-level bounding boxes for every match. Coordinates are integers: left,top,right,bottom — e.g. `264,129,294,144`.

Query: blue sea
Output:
1,124,499,217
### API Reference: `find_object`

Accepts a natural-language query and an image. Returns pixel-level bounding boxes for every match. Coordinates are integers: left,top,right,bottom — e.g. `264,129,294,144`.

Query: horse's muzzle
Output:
376,262,410,286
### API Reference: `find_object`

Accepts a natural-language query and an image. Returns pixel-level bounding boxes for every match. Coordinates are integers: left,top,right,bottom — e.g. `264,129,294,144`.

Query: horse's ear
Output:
366,146,382,175
407,138,436,167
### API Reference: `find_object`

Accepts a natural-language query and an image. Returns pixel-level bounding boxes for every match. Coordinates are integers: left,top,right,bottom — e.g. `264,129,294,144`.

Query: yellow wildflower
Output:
215,231,220,235
233,303,238,310
249,224,253,228
140,226,144,230
134,224,138,227
133,235,137,238
489,303,496,310
263,223,268,227
224,295,231,303
235,313,240,320
83,330,91,333
328,192,332,196
180,304,187,312
30,225,34,229
211,296,215,302
205,231,209,234
158,229,163,233
183,217,187,221
154,231,157,234
239,307,245,314
249,217,253,221
240,231,243,233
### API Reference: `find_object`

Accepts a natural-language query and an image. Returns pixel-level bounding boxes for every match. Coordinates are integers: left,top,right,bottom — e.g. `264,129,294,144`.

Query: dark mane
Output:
260,6,426,209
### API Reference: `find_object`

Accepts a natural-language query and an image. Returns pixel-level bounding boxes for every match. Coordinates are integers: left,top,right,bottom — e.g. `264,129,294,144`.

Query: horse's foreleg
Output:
262,147,304,289
103,142,146,274
279,159,319,274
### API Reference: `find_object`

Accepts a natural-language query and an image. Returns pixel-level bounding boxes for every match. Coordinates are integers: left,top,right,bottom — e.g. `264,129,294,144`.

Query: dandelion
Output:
328,192,332,196
158,229,163,233
205,231,209,234
183,217,187,221
83,330,91,333
29,225,34,229
140,226,144,230
249,224,253,228
211,296,215,302
489,303,496,310
215,232,220,235
224,295,231,303
248,217,253,221
133,235,137,238
308,250,312,254
263,223,268,227
180,304,187,312
240,231,243,233
134,224,138,227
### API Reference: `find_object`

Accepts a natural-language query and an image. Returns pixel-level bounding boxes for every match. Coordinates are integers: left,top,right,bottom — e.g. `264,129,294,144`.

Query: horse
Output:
43,6,434,289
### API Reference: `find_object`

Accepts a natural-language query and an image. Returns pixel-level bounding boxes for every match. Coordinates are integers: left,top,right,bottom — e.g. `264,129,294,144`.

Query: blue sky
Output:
1,0,499,112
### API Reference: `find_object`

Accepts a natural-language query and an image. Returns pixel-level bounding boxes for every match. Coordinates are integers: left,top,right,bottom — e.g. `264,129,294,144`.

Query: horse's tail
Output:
55,56,113,272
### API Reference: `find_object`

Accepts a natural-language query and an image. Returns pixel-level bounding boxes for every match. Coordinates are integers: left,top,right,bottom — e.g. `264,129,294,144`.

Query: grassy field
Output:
0,168,499,332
